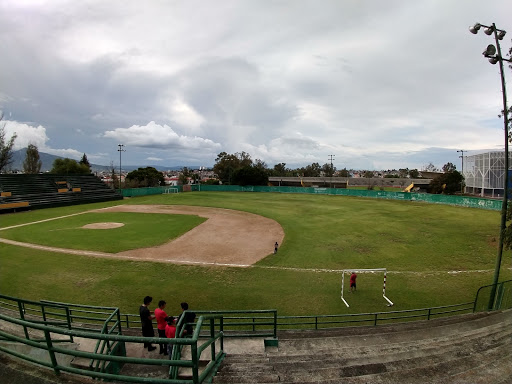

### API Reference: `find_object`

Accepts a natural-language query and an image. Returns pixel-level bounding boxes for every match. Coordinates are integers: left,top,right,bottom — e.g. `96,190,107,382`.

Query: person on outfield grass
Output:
179,302,196,336
274,241,279,254
350,272,357,293
165,316,177,357
139,296,156,351
154,300,169,354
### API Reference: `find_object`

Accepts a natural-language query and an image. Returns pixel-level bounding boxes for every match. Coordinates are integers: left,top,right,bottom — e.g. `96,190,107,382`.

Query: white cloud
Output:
167,99,205,131
3,120,84,160
3,120,48,149
103,121,221,150
1,1,511,169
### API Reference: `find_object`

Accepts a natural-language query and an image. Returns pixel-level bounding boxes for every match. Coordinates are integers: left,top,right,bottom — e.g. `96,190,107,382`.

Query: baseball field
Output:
0,191,509,316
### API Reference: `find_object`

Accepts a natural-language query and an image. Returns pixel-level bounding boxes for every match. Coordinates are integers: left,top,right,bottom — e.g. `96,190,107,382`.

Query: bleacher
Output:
0,174,123,212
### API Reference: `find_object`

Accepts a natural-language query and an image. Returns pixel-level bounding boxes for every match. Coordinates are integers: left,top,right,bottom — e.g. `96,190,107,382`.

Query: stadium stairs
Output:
0,309,511,383
0,174,122,212
214,310,512,384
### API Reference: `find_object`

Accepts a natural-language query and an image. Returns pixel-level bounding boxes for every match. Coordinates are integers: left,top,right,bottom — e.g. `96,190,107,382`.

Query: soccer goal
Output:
340,268,394,308
164,187,179,194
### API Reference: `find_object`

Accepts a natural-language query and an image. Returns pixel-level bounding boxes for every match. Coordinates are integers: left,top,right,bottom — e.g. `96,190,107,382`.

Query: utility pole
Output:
117,144,125,195
328,154,335,188
457,150,465,194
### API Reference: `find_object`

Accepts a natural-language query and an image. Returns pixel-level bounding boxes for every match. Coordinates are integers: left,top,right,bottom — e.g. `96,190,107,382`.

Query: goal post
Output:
163,187,179,194
340,268,394,308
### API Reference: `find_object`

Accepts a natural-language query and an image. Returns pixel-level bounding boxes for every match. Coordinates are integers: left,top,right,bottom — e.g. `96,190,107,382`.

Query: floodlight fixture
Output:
469,23,481,34
483,44,497,57
488,57,499,65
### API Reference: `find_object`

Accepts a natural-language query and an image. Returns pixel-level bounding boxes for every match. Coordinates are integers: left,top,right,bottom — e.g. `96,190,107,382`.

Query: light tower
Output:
469,22,512,310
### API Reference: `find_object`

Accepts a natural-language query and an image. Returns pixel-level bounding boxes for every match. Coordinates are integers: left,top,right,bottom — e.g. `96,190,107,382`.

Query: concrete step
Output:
275,311,494,340
268,324,512,364
212,310,512,384
275,344,512,384
270,314,512,356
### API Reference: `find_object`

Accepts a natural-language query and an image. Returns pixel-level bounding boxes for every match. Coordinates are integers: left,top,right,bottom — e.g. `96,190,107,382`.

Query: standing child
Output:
274,242,279,254
165,316,177,357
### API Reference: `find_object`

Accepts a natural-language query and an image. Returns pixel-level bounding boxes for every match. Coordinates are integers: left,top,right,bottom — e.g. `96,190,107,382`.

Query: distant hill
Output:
7,149,200,173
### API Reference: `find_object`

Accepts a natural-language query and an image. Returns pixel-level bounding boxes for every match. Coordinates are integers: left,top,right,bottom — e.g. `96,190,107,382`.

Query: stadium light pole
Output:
470,22,512,310
457,149,465,193
328,154,335,188
117,144,125,195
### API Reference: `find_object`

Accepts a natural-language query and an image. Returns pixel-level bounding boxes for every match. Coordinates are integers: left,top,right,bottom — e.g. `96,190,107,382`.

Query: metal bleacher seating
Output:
0,174,123,212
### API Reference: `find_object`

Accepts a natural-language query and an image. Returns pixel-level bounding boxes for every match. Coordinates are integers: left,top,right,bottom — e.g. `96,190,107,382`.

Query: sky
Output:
1,0,512,171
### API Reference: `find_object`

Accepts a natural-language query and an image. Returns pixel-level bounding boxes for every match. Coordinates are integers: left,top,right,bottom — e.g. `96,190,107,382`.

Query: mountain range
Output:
8,149,194,173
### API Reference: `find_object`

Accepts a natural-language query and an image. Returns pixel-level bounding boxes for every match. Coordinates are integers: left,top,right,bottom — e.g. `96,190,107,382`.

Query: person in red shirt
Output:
154,300,168,354
350,272,357,293
165,316,177,357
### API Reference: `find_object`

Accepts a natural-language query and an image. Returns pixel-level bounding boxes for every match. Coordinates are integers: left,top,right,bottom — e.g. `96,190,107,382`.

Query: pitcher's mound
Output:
82,222,125,229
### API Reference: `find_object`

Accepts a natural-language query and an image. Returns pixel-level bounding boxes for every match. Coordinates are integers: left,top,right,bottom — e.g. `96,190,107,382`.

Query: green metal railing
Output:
474,279,512,312
1,281,511,383
0,294,74,342
119,304,476,333
278,302,474,329
0,310,225,384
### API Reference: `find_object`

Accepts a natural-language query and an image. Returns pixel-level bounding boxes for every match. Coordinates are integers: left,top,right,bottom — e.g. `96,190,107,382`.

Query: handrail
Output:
90,307,122,372
120,304,473,333
474,279,512,311
0,311,225,384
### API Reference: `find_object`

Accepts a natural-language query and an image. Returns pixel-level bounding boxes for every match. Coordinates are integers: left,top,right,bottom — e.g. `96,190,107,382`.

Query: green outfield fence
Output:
121,185,501,211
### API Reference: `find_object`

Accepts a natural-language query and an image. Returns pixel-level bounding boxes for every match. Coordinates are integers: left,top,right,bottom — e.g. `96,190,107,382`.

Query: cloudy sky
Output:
1,0,511,171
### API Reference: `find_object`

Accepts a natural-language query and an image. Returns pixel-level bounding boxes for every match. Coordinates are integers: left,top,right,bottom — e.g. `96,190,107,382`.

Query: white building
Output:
463,152,512,197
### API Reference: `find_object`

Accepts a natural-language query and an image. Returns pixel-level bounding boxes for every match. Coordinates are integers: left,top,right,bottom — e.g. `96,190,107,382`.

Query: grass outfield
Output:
0,192,509,316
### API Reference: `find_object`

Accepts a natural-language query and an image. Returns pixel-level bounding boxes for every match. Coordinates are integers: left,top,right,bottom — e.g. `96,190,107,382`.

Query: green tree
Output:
272,163,288,176
423,162,439,172
322,163,335,177
442,162,456,173
338,168,350,177
213,151,253,184
23,144,42,174
429,170,464,195
125,167,164,187
409,169,420,178
50,158,90,174
364,170,374,178
303,162,321,177
79,153,91,172
178,167,190,185
253,159,267,171
109,161,118,189
0,112,17,173
232,165,268,186
398,168,409,178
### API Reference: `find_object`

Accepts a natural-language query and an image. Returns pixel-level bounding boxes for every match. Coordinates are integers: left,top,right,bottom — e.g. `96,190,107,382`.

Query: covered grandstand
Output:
463,151,512,197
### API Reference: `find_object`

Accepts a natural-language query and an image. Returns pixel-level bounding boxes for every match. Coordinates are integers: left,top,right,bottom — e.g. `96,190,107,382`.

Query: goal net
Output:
164,187,179,194
340,268,393,308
